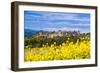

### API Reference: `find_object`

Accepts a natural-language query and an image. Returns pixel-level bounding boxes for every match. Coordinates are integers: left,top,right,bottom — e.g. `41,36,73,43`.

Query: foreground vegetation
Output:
24,33,90,61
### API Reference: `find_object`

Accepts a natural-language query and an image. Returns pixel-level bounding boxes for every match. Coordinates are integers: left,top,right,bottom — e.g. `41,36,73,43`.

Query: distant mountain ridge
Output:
24,29,89,37
24,29,38,36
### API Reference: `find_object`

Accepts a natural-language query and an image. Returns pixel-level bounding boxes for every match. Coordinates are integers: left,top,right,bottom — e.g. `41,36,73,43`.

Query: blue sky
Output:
24,11,90,33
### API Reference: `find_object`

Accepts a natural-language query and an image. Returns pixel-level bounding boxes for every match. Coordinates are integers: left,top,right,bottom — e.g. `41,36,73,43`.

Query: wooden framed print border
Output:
11,1,97,71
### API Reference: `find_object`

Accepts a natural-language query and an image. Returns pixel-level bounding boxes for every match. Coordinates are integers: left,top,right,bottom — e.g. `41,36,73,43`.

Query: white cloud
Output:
73,24,90,26
41,12,90,22
42,28,80,32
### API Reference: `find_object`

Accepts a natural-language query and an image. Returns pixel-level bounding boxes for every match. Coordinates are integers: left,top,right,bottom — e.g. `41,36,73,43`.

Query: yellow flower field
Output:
24,38,90,62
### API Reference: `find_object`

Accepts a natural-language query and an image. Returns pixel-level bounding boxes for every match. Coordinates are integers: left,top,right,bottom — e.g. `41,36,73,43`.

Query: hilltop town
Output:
36,30,82,38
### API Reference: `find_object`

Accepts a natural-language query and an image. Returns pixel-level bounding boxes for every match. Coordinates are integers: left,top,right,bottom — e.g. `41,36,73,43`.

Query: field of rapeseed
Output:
24,36,90,62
